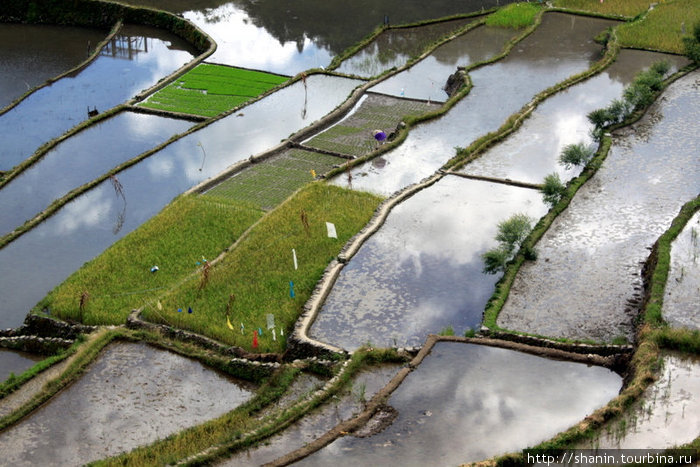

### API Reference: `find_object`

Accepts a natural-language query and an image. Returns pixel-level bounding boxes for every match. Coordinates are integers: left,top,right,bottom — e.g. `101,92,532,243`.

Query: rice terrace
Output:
0,0,698,465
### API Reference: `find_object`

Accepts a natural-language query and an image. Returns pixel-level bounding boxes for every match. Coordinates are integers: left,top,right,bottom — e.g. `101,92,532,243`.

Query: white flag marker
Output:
326,222,337,238
292,248,298,270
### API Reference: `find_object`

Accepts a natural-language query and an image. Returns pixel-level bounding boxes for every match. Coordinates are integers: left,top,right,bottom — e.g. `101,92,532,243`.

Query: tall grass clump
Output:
486,2,541,29
587,60,670,140
35,196,263,325
541,172,566,208
482,213,534,274
143,183,382,353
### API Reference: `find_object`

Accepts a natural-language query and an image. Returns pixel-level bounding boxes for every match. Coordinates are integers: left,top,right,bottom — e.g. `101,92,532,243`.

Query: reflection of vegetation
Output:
482,213,534,274
140,64,288,117
485,2,541,29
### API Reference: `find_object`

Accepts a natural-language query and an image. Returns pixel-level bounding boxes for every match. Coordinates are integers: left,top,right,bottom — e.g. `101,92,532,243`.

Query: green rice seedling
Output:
486,2,541,29
616,0,700,53
553,0,652,17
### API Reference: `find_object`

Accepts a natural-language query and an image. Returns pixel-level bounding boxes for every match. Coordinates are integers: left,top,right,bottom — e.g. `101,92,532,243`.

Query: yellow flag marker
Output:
310,169,316,178
157,300,163,311
226,315,234,330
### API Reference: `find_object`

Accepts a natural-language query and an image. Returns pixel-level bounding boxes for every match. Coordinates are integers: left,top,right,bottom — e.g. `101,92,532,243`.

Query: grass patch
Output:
35,195,263,325
205,149,343,210
139,63,288,117
553,0,652,17
486,2,542,29
616,0,700,53
142,183,382,353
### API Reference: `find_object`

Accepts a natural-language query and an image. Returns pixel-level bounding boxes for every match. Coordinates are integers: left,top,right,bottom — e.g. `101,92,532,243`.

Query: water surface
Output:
461,49,689,185
0,349,42,382
663,211,700,330
0,24,106,108
0,111,192,237
0,24,196,171
577,351,700,449
311,177,548,350
0,341,254,466
332,13,617,196
497,71,700,343
370,24,516,101
298,342,621,467
219,364,400,466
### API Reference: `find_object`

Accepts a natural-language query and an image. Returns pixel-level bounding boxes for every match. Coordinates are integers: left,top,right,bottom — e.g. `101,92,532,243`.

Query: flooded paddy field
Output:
297,342,622,466
0,341,255,466
126,0,511,74
219,364,400,466
310,177,548,350
577,351,700,449
663,211,700,330
0,74,360,330
460,49,689,185
0,24,197,171
304,92,440,157
370,24,517,101
0,111,193,237
497,71,700,343
0,348,42,382
336,17,476,78
0,24,107,108
333,13,617,196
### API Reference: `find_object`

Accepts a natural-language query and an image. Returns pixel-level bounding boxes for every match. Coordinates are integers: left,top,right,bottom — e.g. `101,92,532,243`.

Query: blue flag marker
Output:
178,308,183,313
258,327,263,337
289,281,295,298
188,307,193,314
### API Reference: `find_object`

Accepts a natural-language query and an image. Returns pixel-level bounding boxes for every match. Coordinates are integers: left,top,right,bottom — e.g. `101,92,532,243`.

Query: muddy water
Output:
578,351,700,449
0,75,361,330
0,24,107,108
336,18,475,78
0,341,254,466
0,24,196,171
310,177,548,351
219,364,400,466
0,349,42,382
0,112,192,237
497,71,700,343
124,0,512,72
297,342,621,467
370,24,516,101
332,13,617,196
461,49,689,185
663,211,700,330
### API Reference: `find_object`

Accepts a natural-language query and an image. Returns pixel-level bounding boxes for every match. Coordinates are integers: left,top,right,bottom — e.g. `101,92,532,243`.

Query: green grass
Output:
205,149,344,210
142,183,383,353
553,0,653,17
616,0,700,53
486,2,542,29
139,63,288,117
35,196,264,325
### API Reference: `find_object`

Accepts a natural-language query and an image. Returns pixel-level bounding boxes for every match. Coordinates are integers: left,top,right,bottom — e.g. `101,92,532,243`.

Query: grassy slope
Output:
142,183,382,353
616,0,700,53
35,195,264,325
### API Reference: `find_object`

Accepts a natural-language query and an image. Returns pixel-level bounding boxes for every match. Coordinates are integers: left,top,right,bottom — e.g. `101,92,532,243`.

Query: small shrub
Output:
559,142,595,169
683,22,700,63
482,213,534,274
439,325,455,336
541,172,566,207
464,328,476,338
